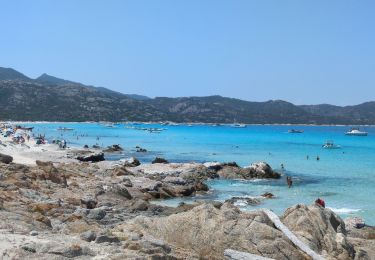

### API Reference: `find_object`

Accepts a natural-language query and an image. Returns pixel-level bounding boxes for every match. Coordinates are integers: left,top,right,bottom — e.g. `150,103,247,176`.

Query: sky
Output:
1,0,374,105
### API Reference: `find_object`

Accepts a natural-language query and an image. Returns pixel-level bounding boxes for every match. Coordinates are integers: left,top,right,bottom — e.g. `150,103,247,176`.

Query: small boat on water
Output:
231,123,247,128
345,128,368,136
288,129,304,133
57,127,74,131
322,140,341,149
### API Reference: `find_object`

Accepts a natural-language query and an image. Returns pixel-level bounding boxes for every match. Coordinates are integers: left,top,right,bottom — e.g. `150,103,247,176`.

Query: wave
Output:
328,207,361,214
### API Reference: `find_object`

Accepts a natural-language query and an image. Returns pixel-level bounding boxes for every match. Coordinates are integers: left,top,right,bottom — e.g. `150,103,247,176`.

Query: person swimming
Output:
286,176,293,188
316,155,320,161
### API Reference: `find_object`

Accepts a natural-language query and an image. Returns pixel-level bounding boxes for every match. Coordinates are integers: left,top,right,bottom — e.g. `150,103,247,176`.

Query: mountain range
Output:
1,66,374,124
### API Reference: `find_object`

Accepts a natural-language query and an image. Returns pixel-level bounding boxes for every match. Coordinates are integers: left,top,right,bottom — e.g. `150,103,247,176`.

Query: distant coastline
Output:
3,120,375,127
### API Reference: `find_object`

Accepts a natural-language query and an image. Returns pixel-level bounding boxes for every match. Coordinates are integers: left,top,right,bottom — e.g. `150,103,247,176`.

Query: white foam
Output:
328,207,361,214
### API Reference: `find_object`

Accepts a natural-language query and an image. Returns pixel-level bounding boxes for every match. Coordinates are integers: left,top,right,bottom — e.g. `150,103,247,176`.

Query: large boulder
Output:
281,204,355,259
0,153,13,164
214,162,280,179
116,203,308,259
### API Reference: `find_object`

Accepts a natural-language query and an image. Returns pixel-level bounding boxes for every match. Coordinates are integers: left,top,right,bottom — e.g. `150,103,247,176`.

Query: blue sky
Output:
1,0,374,105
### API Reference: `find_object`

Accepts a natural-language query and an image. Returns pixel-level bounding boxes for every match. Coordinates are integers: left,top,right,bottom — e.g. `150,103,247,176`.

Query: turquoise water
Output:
26,122,375,224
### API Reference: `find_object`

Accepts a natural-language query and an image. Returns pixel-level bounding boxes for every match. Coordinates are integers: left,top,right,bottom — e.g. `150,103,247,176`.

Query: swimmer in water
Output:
286,176,293,188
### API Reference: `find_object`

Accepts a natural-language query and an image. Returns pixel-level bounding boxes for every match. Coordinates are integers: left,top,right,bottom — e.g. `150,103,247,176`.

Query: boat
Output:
345,128,368,136
57,127,74,131
231,123,247,128
322,140,341,149
288,129,304,133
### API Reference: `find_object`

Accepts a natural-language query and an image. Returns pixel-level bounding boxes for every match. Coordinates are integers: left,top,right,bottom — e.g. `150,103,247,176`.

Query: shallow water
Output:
26,122,375,224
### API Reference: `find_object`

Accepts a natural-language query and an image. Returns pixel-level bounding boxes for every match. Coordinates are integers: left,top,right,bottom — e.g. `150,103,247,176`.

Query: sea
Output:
25,122,375,224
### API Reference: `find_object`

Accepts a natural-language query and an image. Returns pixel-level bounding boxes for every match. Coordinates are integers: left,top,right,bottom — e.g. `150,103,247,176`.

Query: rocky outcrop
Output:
281,204,355,259
216,162,281,179
116,203,309,259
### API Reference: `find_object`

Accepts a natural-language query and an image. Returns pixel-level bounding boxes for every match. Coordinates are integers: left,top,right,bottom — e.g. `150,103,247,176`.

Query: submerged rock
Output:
104,144,123,152
225,196,261,206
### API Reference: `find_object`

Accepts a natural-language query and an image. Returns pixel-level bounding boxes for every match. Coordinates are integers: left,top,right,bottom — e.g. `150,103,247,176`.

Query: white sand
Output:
0,135,75,165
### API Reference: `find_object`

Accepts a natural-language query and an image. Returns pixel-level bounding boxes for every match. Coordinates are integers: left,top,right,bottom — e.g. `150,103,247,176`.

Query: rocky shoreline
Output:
0,139,374,259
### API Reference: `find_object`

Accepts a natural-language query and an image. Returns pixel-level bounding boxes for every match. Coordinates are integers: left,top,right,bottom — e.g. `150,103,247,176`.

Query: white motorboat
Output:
322,140,341,149
231,123,247,128
345,128,368,136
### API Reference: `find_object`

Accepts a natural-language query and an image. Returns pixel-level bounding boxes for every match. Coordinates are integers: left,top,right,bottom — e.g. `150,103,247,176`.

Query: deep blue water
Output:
26,122,375,224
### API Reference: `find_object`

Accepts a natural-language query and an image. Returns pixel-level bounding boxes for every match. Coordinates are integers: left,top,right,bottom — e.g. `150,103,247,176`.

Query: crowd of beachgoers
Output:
0,122,374,259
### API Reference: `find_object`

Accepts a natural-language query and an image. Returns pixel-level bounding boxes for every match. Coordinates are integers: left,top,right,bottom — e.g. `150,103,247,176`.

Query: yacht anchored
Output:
345,128,368,136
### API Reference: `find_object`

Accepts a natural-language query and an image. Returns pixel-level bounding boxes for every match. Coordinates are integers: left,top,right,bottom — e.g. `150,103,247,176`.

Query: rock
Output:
281,204,355,259
80,197,97,209
80,230,97,242
224,249,274,260
217,162,280,179
194,181,209,192
87,208,106,220
246,162,281,179
261,192,275,198
116,203,308,259
35,214,52,228
30,230,38,236
136,147,147,153
22,245,36,253
152,157,169,164
0,153,13,164
163,176,187,185
111,184,132,199
225,197,261,206
83,144,89,149
345,217,366,230
76,152,105,162
114,167,133,176
104,144,123,152
130,199,149,212
223,161,239,167
35,160,67,186
121,177,133,187
46,244,94,258
124,157,140,167
95,235,120,244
